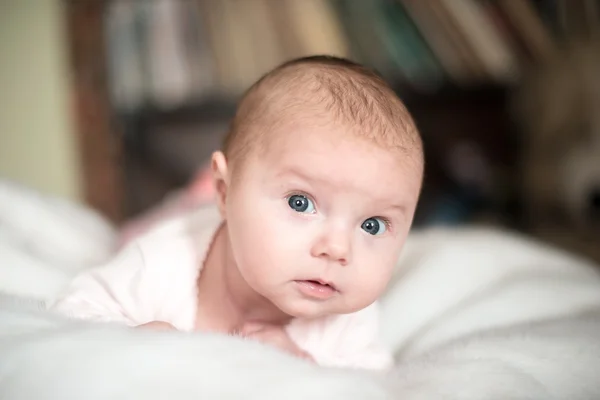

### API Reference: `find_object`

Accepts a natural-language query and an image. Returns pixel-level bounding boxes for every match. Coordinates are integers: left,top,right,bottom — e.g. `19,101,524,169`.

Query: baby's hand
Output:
240,323,314,362
135,321,177,331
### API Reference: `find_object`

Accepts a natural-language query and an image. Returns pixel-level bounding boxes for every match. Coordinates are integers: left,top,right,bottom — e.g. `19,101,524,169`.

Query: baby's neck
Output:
195,224,291,333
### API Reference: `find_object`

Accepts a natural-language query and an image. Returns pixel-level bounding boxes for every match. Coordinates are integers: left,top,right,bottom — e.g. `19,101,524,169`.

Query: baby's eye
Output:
361,217,387,235
288,194,315,213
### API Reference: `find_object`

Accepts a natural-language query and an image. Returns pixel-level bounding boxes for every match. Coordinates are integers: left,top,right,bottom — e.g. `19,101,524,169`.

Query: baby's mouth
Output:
294,279,338,299
305,279,336,291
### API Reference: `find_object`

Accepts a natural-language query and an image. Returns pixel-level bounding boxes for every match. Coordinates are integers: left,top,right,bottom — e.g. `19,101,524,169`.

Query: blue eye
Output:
361,217,387,235
288,194,315,213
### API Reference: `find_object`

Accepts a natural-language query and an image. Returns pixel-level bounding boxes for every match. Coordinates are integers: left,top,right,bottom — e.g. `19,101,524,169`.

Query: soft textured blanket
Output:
1,181,600,399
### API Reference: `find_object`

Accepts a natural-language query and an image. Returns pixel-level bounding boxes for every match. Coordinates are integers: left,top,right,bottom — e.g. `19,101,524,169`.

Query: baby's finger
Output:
136,321,177,331
296,349,315,362
240,322,279,336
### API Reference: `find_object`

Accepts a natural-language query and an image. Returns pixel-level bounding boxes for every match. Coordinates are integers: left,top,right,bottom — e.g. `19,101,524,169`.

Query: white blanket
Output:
1,181,600,399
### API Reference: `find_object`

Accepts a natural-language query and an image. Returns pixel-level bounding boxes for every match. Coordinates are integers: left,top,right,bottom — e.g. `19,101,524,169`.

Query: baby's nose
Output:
311,229,351,266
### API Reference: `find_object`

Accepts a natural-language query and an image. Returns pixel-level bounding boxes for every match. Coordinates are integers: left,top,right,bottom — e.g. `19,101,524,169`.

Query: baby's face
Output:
224,121,422,318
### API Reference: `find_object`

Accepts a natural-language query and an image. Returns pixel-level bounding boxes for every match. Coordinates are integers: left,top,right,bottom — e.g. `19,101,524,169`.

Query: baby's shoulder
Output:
103,216,202,290
132,205,221,266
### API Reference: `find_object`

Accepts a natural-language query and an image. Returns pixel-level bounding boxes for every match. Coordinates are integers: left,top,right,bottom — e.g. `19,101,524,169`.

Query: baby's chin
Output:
273,297,360,319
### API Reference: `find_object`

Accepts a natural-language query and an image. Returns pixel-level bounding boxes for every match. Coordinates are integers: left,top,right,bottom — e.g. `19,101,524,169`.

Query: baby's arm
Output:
49,242,154,326
285,302,394,370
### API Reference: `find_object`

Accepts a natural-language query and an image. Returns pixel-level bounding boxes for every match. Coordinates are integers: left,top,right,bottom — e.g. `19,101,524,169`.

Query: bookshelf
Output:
64,0,574,227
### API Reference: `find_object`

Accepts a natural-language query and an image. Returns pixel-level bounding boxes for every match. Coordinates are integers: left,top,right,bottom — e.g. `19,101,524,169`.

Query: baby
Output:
50,56,423,370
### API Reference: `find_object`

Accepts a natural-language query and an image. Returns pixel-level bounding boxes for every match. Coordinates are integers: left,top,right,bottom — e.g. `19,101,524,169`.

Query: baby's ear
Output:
211,151,229,219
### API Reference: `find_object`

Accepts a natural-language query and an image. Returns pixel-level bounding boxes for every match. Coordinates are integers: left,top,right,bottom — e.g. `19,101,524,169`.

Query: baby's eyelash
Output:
285,190,315,201
378,216,393,231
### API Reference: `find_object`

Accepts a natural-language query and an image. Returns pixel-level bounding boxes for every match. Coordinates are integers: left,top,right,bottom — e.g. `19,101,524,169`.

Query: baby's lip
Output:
297,278,338,292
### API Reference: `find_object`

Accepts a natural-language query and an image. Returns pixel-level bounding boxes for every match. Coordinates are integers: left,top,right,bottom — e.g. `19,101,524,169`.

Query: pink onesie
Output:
49,205,393,370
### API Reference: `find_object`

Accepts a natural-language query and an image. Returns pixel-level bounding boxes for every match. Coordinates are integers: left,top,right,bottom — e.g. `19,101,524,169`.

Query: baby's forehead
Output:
259,106,419,164
261,118,423,179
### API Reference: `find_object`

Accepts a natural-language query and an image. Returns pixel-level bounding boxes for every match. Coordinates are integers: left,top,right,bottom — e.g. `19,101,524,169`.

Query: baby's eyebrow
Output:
387,204,407,214
274,167,317,184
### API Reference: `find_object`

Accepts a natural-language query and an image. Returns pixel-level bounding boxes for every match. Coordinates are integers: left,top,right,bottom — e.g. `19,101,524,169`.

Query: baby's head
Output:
211,56,423,318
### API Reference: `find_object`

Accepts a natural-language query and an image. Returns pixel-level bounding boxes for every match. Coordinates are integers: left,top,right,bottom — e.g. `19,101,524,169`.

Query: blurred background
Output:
1,0,600,262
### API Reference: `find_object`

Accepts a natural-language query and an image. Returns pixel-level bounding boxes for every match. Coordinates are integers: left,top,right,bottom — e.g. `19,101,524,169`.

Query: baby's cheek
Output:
255,210,312,255
357,274,388,302
350,260,394,302
231,217,294,284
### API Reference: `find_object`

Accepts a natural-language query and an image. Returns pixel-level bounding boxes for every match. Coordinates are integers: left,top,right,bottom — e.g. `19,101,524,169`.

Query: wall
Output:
0,0,82,201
